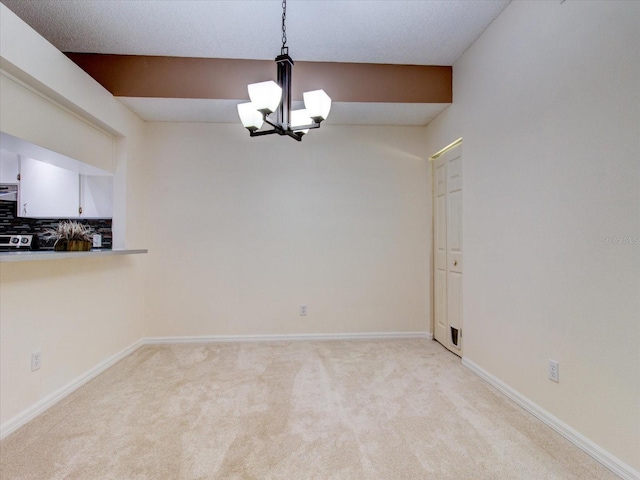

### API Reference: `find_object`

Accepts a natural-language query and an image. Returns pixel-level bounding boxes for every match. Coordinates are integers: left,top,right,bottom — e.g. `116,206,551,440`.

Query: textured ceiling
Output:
1,0,509,64
1,0,511,124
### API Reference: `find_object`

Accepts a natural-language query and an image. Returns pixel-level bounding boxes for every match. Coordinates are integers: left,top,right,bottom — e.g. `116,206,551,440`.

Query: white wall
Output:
0,257,146,425
0,73,114,172
0,113,147,426
143,123,430,337
3,0,637,474
0,110,147,429
425,0,639,470
0,5,148,429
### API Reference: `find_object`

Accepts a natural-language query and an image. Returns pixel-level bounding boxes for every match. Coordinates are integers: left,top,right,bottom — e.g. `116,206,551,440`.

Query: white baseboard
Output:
462,357,639,480
144,331,432,345
0,332,431,439
0,339,144,440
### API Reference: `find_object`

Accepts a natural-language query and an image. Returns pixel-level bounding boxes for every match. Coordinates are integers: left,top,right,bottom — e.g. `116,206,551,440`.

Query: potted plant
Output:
43,220,94,251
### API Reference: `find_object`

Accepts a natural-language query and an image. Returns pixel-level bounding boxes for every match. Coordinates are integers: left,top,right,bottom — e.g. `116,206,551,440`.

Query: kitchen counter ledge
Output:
0,249,148,263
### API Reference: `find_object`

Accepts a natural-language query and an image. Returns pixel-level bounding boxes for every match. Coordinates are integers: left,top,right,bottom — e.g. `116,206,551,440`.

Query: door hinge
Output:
79,206,83,215
17,173,20,181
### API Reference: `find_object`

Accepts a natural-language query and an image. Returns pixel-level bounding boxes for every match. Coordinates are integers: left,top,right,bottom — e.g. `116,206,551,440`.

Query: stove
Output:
0,234,36,251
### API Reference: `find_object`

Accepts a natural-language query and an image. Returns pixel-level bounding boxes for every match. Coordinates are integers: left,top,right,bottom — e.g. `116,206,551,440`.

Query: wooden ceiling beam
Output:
65,53,451,104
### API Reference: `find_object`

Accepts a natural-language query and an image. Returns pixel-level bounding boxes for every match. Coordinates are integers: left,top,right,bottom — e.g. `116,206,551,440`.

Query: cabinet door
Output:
19,156,79,218
80,175,113,218
0,149,20,183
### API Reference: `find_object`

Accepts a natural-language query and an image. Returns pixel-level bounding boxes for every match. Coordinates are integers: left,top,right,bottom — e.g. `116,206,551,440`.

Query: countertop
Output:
0,249,148,263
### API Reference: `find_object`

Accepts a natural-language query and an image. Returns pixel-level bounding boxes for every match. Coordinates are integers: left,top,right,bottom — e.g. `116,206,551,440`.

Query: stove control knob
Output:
11,237,19,244
21,237,29,244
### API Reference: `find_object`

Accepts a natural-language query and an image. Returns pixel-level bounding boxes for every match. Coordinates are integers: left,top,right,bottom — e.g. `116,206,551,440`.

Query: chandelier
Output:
237,0,331,141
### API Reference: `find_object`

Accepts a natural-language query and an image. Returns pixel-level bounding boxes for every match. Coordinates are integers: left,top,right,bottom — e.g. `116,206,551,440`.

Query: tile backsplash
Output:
0,200,112,249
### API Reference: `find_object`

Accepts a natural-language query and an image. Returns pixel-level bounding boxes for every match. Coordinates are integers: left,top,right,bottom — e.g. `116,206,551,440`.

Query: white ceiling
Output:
1,0,510,124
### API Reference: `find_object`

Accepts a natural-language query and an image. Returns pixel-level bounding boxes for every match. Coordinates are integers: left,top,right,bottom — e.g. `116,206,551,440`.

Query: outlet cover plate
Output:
31,351,41,372
548,359,559,383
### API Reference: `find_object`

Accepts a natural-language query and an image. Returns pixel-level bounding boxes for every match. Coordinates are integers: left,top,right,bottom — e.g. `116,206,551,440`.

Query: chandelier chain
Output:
281,0,287,53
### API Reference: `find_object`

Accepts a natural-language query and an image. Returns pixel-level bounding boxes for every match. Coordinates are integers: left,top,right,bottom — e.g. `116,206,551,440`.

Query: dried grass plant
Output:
43,220,94,247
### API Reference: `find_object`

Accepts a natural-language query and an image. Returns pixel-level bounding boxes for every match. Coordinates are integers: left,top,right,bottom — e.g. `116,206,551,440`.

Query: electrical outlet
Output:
548,359,559,383
31,350,41,372
299,305,307,316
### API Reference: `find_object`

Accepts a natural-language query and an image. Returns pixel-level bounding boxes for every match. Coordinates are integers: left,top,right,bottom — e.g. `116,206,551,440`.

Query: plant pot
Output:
67,240,92,251
54,240,91,251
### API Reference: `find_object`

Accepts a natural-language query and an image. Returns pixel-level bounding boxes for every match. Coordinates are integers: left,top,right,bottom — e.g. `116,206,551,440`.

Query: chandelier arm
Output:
291,122,321,132
285,130,303,142
250,128,302,142
263,116,283,130
249,129,279,138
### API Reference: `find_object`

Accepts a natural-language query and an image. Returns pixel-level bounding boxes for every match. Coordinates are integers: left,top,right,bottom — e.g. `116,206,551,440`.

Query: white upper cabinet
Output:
0,132,114,219
0,149,19,183
16,156,113,219
80,174,113,218
19,156,80,218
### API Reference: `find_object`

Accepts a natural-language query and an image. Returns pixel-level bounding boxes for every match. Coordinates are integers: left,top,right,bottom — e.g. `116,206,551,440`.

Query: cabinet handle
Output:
453,260,458,266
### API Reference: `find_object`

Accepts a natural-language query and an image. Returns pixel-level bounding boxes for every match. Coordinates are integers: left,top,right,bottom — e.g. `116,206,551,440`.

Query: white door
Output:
433,155,448,349
432,145,463,356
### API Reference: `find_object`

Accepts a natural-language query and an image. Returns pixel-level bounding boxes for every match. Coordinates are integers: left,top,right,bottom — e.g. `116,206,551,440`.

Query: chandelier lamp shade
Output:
237,0,331,141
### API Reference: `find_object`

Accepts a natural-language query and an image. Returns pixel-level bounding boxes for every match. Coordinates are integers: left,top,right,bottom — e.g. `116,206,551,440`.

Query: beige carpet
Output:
1,339,617,479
